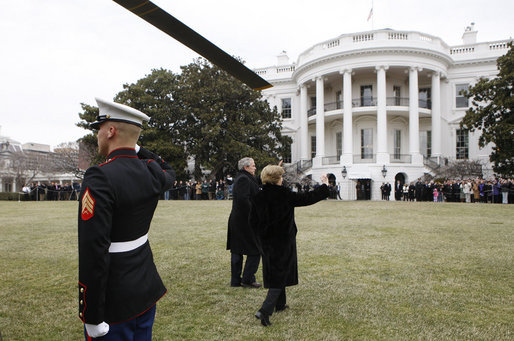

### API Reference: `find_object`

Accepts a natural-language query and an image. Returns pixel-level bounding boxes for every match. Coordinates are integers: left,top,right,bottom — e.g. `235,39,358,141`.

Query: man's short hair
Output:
260,165,285,185
238,157,254,171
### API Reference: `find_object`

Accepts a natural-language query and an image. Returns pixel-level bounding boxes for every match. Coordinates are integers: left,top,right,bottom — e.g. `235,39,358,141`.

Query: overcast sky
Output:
1,0,513,148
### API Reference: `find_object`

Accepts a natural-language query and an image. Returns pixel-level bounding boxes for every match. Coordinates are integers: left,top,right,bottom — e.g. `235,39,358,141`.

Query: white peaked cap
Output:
90,97,150,129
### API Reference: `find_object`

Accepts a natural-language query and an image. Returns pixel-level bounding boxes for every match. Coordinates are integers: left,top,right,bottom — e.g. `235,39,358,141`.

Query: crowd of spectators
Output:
21,182,82,201
385,177,514,204
163,177,233,200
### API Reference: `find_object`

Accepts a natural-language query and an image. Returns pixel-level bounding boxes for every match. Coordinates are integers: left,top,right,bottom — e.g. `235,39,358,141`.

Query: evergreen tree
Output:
77,59,291,179
461,43,514,177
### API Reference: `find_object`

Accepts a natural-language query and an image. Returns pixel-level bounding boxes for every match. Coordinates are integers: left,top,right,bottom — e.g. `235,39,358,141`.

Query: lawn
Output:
0,200,512,340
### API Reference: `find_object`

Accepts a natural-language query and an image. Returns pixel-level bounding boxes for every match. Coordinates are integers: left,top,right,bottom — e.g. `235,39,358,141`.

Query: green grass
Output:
0,200,513,340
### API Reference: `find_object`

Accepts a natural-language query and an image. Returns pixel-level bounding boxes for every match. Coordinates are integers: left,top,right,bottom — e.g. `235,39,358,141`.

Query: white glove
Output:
85,322,109,338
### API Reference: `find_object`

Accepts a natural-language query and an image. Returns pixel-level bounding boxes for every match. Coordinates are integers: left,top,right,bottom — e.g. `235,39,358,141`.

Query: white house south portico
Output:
256,27,510,200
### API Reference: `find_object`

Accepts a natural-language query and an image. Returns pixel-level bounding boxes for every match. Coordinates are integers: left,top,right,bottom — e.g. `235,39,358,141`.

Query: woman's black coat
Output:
249,184,329,288
227,170,260,255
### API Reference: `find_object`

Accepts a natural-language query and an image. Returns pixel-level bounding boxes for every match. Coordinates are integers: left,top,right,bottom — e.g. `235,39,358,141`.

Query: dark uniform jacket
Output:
226,170,260,255
78,147,174,325
249,184,329,289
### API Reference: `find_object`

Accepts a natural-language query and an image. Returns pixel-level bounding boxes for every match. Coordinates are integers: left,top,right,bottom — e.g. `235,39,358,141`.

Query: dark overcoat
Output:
249,184,329,288
226,170,260,255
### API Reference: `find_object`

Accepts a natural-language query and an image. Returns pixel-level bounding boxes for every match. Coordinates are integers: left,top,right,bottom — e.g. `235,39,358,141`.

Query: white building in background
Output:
0,127,80,193
256,25,511,200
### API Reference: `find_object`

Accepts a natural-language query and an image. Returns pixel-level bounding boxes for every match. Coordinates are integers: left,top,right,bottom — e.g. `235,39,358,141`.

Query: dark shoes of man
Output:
255,310,271,327
241,281,262,288
275,305,289,312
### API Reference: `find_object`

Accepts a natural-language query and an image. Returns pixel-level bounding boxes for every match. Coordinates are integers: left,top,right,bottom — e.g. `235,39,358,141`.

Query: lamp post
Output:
341,166,347,179
381,165,387,178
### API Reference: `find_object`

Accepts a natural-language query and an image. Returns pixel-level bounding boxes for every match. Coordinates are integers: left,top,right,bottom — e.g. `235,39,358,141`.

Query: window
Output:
393,86,401,105
456,84,469,108
456,129,469,159
336,132,342,160
419,88,431,109
361,128,373,159
281,98,291,119
419,130,432,157
3,182,12,192
360,85,373,106
394,130,401,159
283,144,292,164
311,136,316,158
336,91,342,109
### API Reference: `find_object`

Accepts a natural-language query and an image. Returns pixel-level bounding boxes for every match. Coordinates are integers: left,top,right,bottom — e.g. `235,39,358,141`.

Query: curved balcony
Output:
307,97,431,116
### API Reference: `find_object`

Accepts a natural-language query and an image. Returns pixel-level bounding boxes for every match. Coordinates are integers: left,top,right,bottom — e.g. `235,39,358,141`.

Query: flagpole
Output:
372,0,374,30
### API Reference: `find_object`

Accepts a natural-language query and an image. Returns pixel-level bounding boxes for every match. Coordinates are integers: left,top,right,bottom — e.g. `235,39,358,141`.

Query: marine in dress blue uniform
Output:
78,98,175,340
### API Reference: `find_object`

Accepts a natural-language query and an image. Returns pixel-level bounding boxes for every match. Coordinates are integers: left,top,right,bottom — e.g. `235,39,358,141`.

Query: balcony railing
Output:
322,155,340,165
390,154,412,163
353,154,376,163
386,97,409,106
352,98,376,107
307,97,432,115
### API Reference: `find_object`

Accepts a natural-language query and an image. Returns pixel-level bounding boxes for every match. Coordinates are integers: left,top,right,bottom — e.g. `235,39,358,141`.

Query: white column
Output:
315,76,325,163
409,67,422,164
341,69,353,165
431,72,441,158
300,84,309,160
376,65,389,164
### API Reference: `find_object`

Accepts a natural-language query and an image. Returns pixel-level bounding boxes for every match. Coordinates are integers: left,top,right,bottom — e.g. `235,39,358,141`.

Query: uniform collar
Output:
106,147,137,160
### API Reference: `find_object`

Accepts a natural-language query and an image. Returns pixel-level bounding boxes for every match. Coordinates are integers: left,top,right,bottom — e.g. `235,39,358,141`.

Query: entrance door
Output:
356,179,371,200
394,173,406,200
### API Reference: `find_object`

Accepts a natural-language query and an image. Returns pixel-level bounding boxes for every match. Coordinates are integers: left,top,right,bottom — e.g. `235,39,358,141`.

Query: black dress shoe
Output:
255,310,271,326
241,281,262,288
275,304,289,312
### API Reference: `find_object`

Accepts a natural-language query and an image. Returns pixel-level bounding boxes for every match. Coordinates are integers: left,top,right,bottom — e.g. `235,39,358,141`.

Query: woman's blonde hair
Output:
260,165,285,185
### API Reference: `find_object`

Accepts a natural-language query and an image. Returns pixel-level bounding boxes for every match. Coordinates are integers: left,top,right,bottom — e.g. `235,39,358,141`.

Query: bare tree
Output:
53,142,85,179
10,150,53,190
434,159,484,179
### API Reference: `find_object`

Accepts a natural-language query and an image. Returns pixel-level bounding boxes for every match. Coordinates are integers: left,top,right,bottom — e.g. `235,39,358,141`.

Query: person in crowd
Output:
402,183,408,201
394,180,402,201
249,166,329,327
201,180,209,200
227,157,261,288
77,98,175,340
463,180,472,203
501,179,510,204
433,186,439,202
195,181,202,200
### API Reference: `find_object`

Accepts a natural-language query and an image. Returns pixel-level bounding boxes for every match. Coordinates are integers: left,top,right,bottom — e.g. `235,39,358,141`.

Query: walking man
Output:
227,157,262,288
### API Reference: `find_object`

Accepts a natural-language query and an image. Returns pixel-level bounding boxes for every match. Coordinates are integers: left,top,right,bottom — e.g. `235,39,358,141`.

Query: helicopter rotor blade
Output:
112,0,272,90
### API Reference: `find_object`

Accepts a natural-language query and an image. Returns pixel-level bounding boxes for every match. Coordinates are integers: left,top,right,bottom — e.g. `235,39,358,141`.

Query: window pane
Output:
361,85,373,106
361,128,373,158
311,136,316,158
394,130,401,159
281,98,291,118
336,132,342,160
456,129,469,159
456,84,469,108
